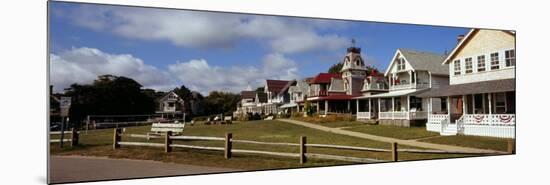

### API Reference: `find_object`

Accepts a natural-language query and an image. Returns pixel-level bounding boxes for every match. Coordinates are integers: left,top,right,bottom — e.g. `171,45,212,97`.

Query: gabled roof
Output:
159,91,181,102
265,79,291,94
384,49,448,76
309,73,341,84
277,80,297,96
442,29,516,64
240,91,256,99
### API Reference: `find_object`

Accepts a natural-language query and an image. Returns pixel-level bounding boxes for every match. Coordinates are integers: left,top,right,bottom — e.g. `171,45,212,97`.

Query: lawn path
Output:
279,119,504,154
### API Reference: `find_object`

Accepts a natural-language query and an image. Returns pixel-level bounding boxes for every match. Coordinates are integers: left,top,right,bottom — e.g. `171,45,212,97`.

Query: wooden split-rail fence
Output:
50,128,79,147
112,128,513,164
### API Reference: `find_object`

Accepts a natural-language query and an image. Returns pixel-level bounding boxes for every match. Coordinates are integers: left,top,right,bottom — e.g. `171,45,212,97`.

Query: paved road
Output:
50,155,240,184
279,119,505,154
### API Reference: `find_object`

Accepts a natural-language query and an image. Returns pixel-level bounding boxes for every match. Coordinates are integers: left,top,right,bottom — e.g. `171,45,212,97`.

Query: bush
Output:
293,113,355,123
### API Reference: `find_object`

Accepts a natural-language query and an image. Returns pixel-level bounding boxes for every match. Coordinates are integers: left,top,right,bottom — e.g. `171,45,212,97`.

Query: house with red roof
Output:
306,46,376,116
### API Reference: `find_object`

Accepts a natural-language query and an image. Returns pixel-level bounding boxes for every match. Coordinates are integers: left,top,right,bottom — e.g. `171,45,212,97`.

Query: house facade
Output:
418,29,516,138
234,90,268,116
306,46,371,116
355,49,449,127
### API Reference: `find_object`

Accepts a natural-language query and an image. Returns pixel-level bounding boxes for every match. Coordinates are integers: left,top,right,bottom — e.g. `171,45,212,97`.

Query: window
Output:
396,58,405,71
494,93,507,113
505,49,515,67
441,98,447,112
477,55,486,72
453,59,461,75
410,96,422,111
490,52,499,70
465,57,473,73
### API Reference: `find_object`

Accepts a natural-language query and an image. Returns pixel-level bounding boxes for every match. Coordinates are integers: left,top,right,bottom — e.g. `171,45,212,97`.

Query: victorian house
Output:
354,49,449,127
306,46,369,116
418,29,516,138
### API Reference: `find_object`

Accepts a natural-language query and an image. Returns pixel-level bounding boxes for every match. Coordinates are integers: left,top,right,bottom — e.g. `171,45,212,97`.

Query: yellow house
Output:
419,29,516,138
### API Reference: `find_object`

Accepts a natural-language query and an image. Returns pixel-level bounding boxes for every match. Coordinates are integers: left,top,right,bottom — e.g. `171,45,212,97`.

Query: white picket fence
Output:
427,114,516,138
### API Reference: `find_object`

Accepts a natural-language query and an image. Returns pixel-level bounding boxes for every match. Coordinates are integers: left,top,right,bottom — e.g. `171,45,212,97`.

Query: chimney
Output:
50,85,53,96
457,34,465,43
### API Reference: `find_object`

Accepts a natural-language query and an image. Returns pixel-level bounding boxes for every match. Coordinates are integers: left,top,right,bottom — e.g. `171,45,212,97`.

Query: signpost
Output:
59,96,71,148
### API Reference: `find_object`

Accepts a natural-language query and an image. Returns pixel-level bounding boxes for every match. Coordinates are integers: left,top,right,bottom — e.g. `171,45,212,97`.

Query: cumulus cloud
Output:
58,4,349,54
168,53,299,94
50,47,300,94
50,47,176,92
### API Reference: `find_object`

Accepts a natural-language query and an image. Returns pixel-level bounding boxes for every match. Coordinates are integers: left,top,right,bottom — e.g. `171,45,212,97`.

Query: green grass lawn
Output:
342,124,440,140
418,135,512,152
51,120,475,170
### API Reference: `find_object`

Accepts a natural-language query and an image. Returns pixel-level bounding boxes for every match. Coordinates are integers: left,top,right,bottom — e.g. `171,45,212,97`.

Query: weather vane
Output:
351,38,356,47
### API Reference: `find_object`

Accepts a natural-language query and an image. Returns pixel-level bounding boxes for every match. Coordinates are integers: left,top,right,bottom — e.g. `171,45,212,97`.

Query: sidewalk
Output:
279,119,504,154
50,155,240,184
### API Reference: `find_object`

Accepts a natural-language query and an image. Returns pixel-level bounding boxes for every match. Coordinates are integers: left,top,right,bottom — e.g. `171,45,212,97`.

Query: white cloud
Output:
50,47,299,94
59,4,349,53
50,47,176,92
168,53,299,94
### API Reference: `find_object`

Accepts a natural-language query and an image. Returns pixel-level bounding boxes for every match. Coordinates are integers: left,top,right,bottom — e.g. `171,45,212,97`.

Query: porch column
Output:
428,98,432,119
378,98,381,118
324,100,328,116
391,97,395,119
316,101,319,113
391,97,395,112
488,93,492,115
369,99,372,113
462,95,467,116
447,96,451,119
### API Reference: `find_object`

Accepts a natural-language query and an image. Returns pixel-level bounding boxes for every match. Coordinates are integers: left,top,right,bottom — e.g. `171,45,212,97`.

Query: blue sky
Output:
49,2,468,94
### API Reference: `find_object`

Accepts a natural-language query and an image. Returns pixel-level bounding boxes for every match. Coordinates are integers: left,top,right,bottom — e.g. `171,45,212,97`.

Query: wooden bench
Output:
147,123,185,140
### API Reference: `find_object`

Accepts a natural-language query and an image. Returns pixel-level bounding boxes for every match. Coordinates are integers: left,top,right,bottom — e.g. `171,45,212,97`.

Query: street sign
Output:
60,96,71,117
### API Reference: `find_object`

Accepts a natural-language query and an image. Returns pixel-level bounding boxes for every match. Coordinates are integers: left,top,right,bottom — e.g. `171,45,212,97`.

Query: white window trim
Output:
453,59,461,75
465,57,473,73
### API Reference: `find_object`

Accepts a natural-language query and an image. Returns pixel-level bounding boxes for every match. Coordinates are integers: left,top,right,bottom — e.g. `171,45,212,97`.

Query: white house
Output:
418,29,516,138
355,49,449,127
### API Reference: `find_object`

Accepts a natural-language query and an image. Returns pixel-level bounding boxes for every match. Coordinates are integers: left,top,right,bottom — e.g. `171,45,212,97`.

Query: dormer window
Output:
453,59,461,75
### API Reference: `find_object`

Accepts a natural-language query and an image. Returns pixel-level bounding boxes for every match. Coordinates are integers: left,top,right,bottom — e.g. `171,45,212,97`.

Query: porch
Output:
425,91,516,138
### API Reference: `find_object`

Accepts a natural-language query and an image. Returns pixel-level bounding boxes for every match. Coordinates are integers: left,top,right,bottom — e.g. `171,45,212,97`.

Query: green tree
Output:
64,75,155,127
328,63,343,74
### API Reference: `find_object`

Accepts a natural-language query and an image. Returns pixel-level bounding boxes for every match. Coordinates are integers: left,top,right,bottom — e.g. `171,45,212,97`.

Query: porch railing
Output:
379,111,428,120
309,89,328,97
462,114,516,125
389,83,430,91
356,112,372,119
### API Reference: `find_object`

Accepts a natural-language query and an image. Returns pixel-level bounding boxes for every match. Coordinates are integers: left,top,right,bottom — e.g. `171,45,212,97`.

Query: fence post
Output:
113,128,121,150
225,133,232,159
391,142,398,162
71,128,79,147
507,139,515,154
300,136,307,164
165,131,172,153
